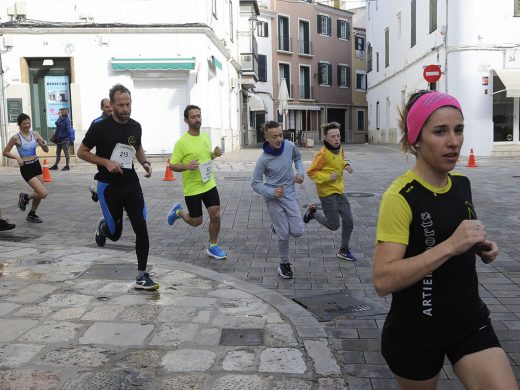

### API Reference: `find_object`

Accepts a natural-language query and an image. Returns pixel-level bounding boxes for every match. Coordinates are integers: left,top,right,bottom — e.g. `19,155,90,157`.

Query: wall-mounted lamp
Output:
248,14,258,32
42,59,54,66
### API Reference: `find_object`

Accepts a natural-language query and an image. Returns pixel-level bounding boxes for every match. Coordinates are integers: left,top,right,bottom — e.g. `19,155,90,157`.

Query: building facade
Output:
350,6,368,143
269,0,355,144
366,0,520,156
0,0,243,161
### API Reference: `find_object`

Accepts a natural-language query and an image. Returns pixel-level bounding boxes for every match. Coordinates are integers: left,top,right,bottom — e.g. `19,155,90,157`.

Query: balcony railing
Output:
240,53,258,78
299,84,313,100
298,40,312,55
278,37,293,52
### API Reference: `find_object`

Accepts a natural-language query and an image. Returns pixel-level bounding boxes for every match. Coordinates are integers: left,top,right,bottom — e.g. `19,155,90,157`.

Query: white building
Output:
0,0,245,160
366,0,520,156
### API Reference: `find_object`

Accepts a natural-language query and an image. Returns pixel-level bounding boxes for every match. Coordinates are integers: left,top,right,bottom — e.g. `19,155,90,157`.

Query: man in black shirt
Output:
77,84,158,290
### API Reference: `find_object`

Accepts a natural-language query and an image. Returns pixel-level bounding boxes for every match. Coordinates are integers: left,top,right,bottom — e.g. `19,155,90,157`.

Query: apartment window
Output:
257,21,268,37
355,35,365,58
299,20,311,54
429,0,437,33
337,20,350,39
299,66,311,99
397,12,402,38
516,0,520,16
278,16,290,51
279,63,291,97
318,62,332,85
356,71,366,90
357,110,365,132
376,101,380,129
411,0,416,47
317,15,331,36
376,52,379,72
384,28,389,68
212,0,217,18
258,55,267,82
367,44,373,73
338,65,350,87
229,1,234,42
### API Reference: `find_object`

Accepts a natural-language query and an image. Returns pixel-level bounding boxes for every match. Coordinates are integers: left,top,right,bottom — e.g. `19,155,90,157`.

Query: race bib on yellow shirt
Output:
110,143,135,169
199,160,212,182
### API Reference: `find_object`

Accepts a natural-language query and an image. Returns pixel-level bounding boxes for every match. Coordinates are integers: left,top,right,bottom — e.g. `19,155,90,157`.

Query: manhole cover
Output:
293,292,374,322
77,263,146,280
0,234,40,242
346,192,375,198
220,328,264,346
87,243,135,252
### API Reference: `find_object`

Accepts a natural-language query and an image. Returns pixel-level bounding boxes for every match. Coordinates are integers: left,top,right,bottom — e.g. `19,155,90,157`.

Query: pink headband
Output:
406,92,462,144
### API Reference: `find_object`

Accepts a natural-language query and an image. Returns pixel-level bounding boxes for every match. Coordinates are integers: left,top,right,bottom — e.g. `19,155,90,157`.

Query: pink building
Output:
270,0,353,142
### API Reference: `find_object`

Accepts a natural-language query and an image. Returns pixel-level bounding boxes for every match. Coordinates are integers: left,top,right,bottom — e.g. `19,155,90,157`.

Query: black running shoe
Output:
49,165,59,170
135,272,160,290
26,213,43,223
95,217,106,247
18,193,28,211
61,166,70,171
303,204,316,224
0,219,15,231
278,263,294,279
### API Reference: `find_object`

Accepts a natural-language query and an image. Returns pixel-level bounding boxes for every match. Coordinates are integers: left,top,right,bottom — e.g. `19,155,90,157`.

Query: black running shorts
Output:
20,159,42,182
381,318,500,381
185,186,220,218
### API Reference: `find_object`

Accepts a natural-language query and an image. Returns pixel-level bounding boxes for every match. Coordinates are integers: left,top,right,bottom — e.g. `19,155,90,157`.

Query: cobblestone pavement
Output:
0,143,519,389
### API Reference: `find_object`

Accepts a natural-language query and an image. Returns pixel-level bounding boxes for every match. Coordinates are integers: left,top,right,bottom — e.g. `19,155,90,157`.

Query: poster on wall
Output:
44,75,70,128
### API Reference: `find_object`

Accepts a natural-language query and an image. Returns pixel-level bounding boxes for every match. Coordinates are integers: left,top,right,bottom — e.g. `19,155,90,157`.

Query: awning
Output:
248,94,267,112
495,69,520,98
111,57,196,71
288,104,321,111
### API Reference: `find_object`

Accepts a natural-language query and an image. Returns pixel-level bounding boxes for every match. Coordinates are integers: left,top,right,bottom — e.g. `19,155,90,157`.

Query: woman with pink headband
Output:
372,90,517,389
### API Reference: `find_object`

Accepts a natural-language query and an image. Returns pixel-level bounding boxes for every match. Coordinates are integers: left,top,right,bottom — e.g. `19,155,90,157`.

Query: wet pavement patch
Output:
77,264,142,280
220,328,264,346
0,234,40,243
293,292,377,322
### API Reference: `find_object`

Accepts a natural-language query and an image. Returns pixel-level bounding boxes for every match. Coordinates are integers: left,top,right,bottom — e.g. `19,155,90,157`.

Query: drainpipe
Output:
0,50,8,166
444,0,449,93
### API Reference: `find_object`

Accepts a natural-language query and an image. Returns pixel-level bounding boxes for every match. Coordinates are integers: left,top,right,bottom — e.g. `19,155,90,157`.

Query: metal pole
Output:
0,50,9,166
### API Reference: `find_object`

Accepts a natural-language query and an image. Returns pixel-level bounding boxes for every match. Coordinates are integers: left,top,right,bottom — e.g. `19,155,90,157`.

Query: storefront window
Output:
493,75,514,142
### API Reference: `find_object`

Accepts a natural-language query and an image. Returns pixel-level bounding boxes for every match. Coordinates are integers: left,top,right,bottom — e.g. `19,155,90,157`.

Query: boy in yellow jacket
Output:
305,122,356,261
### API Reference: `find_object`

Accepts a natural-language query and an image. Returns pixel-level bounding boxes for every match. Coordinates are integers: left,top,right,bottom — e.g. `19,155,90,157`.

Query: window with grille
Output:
338,20,350,39
338,65,350,87
317,15,331,36
318,62,332,85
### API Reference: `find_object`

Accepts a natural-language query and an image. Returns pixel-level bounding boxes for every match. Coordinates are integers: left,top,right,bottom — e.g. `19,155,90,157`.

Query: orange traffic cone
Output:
466,148,478,168
162,159,176,181
42,159,53,182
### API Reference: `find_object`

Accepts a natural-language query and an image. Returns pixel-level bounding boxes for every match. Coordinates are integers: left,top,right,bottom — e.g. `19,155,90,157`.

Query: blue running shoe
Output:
167,203,182,225
206,244,227,260
337,247,357,261
135,272,159,290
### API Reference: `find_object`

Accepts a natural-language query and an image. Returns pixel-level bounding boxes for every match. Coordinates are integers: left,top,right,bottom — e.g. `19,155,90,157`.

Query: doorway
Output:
327,108,346,142
27,58,71,142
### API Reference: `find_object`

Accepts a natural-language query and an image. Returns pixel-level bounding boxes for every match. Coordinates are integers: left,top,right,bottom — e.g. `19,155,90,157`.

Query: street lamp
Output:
248,14,258,32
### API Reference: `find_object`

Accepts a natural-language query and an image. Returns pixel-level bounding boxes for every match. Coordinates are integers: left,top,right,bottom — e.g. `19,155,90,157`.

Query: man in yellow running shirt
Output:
167,105,227,260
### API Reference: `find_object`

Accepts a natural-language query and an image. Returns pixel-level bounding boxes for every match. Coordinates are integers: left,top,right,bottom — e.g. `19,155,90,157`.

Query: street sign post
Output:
423,64,442,83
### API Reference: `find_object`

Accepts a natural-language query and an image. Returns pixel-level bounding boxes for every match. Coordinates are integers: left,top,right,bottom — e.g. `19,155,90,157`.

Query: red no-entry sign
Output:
423,64,442,83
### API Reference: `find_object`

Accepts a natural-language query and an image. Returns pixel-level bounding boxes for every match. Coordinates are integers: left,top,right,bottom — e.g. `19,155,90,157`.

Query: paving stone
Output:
57,369,152,389
212,374,267,390
49,307,87,320
317,377,349,390
259,348,306,374
80,322,154,346
162,349,216,372
81,304,125,321
12,304,53,318
208,288,254,299
161,374,208,390
222,349,257,371
157,305,198,322
270,378,313,390
265,323,298,347
40,346,110,367
19,321,82,343
116,350,163,369
304,339,341,376
0,344,43,367
41,293,93,307
119,305,159,322
0,369,61,390
0,319,38,342
6,283,58,303
150,323,199,346
0,302,19,316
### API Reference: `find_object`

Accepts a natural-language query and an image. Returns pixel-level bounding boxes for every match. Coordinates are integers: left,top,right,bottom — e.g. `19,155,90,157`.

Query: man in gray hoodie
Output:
251,121,305,279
